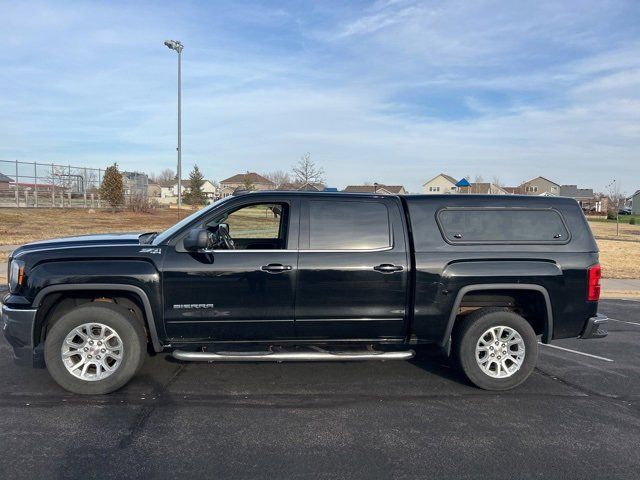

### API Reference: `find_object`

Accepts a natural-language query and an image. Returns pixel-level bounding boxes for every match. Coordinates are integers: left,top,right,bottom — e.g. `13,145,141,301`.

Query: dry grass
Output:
0,207,193,246
587,221,640,279
1,209,639,282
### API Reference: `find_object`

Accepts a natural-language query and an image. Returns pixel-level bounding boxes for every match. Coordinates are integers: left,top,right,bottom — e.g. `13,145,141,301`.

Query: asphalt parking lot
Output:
1,299,639,479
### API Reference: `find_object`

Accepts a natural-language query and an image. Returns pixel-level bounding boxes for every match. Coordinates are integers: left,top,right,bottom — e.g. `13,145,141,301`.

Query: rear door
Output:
295,197,410,340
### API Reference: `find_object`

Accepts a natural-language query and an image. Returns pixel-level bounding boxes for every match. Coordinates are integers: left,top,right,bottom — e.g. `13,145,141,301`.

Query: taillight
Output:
587,264,601,301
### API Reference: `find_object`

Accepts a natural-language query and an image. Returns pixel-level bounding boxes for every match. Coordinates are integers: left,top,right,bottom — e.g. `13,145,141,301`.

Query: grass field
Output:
1,208,639,281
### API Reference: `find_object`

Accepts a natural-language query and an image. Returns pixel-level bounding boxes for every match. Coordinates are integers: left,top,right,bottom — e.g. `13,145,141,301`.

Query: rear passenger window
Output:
437,208,569,243
308,201,391,250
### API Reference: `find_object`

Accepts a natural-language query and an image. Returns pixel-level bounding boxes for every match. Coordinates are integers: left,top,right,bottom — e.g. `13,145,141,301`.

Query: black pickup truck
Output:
2,192,607,394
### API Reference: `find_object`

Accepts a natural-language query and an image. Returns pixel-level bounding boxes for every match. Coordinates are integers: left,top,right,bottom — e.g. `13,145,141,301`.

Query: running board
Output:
172,349,415,362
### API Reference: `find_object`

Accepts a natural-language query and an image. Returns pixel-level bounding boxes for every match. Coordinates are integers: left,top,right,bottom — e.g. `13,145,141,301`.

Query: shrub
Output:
606,211,617,220
630,217,637,225
99,163,124,211
127,194,158,213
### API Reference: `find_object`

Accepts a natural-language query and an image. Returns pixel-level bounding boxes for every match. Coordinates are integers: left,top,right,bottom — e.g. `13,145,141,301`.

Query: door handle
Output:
261,264,293,273
373,264,404,274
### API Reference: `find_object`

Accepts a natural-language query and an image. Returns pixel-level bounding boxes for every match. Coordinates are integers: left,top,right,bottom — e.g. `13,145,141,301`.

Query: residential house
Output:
0,173,14,191
219,172,275,198
147,182,161,199
631,190,640,215
559,185,606,213
503,186,525,195
422,174,458,194
465,182,507,195
520,176,560,196
159,179,217,205
342,184,407,195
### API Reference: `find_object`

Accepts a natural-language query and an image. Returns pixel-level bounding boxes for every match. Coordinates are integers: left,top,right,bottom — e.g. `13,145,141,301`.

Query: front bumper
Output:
1,303,42,366
580,313,608,339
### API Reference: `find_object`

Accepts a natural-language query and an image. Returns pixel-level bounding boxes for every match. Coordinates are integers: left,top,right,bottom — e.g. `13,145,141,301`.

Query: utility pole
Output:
164,39,184,209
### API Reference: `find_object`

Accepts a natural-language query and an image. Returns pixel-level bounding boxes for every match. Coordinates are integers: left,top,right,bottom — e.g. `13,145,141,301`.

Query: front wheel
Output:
44,303,147,395
453,308,538,390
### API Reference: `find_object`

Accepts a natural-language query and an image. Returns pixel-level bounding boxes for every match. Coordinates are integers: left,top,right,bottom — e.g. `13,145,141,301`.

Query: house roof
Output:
220,172,274,185
343,184,405,194
277,182,325,191
503,186,523,194
423,173,457,186
560,185,594,198
523,176,560,187
0,173,15,182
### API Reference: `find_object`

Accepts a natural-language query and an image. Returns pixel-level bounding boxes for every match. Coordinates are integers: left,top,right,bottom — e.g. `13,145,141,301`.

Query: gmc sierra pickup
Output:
2,192,607,394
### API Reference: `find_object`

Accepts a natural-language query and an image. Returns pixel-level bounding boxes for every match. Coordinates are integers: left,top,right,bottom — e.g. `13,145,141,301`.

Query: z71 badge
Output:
139,248,162,255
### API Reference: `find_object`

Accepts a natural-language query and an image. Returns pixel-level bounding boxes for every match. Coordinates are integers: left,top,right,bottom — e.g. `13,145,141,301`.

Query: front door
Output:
162,200,299,342
295,197,409,341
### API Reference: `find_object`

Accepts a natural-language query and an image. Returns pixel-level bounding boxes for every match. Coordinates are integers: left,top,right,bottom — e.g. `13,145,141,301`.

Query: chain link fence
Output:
0,160,148,208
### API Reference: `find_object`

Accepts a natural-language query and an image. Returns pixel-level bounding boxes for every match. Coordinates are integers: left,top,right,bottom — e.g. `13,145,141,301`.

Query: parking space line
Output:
608,317,640,327
538,342,613,362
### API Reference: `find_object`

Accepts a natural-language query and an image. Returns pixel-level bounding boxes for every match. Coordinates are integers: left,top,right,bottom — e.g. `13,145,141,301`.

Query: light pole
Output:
164,39,184,209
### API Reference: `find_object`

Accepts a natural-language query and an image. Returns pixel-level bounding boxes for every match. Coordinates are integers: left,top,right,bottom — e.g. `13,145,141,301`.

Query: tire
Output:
453,307,538,391
44,302,147,395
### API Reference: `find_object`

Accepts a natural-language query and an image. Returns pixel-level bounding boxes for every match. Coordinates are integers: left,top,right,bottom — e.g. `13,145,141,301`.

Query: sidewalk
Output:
601,279,640,299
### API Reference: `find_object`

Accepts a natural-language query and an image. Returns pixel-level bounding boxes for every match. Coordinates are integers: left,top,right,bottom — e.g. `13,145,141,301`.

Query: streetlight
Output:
164,39,184,209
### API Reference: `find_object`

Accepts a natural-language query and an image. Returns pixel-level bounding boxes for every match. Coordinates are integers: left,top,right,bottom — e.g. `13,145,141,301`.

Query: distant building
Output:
147,182,162,198
422,174,458,194
521,176,560,196
158,179,217,205
342,184,406,195
465,182,507,195
219,172,275,198
631,190,640,215
0,173,14,191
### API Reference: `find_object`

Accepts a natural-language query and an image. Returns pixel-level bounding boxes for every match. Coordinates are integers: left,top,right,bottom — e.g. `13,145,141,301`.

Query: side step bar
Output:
172,349,415,362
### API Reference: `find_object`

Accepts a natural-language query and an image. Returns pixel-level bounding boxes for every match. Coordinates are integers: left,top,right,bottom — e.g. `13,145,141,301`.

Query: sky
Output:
1,0,639,194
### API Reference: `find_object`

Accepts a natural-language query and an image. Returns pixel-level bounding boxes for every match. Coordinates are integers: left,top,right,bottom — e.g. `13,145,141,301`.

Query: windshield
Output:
153,197,234,245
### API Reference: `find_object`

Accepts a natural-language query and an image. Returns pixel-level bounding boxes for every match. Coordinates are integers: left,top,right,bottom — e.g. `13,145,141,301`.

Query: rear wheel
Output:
44,303,146,395
453,308,537,390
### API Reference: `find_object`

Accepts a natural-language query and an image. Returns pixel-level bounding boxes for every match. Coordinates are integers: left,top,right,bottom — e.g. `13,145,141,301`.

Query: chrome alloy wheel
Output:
475,325,525,378
61,323,124,381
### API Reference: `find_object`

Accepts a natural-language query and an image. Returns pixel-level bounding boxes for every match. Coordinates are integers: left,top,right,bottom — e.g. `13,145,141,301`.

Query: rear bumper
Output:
580,313,608,339
1,304,43,366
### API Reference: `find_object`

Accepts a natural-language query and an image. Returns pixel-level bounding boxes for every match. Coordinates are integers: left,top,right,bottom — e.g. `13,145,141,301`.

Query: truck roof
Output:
236,190,581,207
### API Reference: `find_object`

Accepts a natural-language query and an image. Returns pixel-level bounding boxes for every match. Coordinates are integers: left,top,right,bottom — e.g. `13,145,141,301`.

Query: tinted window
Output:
308,201,390,250
437,208,569,243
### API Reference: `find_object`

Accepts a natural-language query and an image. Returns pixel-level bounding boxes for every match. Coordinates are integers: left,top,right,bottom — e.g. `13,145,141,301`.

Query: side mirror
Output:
183,228,209,251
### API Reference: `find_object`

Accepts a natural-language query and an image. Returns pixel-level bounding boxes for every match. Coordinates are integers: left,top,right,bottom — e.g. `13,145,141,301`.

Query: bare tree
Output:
605,179,625,235
492,176,503,187
262,170,291,188
473,174,484,193
292,152,325,186
242,171,255,191
150,168,176,184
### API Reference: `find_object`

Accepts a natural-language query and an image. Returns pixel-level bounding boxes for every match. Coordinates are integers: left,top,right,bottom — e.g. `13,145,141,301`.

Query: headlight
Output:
8,259,25,293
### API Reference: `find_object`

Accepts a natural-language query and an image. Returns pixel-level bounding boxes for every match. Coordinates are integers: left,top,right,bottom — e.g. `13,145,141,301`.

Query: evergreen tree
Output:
99,163,124,211
183,165,207,206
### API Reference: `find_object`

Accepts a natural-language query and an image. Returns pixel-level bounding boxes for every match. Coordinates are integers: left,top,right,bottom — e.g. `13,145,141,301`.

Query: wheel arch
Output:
33,284,163,352
442,283,553,347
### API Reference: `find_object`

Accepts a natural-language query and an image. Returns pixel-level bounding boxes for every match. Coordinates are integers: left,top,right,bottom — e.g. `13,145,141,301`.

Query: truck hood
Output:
12,233,143,256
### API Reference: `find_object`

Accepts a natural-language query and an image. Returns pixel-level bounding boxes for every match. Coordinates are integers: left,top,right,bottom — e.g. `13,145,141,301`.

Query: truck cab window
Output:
307,200,391,250
207,203,288,250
